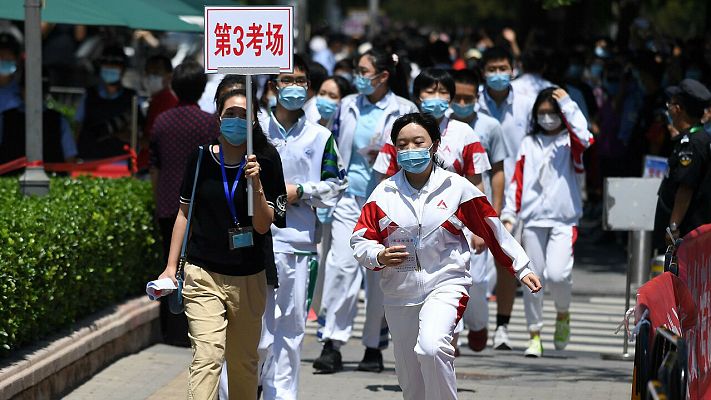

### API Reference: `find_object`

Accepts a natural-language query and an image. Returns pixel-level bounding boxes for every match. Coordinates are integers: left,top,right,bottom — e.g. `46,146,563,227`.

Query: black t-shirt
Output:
654,126,711,249
179,142,287,278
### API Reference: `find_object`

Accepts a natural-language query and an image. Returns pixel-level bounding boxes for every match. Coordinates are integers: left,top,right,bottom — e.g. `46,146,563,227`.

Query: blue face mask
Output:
485,73,510,92
0,60,17,76
354,74,377,96
316,96,338,119
220,117,248,146
278,85,307,111
705,121,711,135
420,98,449,119
566,64,583,80
397,145,432,174
100,67,122,85
451,102,475,118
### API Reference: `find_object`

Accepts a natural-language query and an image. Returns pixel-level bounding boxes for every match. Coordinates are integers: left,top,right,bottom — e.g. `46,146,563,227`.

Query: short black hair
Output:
672,94,706,120
292,54,310,78
481,46,513,70
214,74,246,103
0,33,20,57
413,68,456,101
145,54,173,73
452,69,480,87
98,44,127,67
308,60,327,93
390,112,442,145
171,60,206,103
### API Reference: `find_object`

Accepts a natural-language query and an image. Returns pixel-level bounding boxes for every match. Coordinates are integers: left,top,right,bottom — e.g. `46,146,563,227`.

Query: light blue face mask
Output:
420,98,449,119
220,117,248,146
485,73,511,92
451,102,475,118
100,67,122,85
354,74,377,96
267,95,277,110
316,96,338,119
0,60,17,76
397,145,432,174
278,85,307,110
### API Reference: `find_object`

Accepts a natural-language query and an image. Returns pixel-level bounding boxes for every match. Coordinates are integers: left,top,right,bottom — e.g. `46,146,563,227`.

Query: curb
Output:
0,296,160,400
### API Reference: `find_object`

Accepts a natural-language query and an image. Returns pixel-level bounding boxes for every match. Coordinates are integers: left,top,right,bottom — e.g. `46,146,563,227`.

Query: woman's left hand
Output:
521,272,543,293
552,88,569,102
245,154,260,180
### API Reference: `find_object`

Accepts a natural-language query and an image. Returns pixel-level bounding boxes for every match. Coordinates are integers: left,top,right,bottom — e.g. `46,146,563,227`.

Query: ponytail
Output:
360,48,410,99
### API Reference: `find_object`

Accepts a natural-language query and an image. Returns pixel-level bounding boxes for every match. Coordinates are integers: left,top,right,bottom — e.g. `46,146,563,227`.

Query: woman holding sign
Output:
350,113,541,400
157,87,286,400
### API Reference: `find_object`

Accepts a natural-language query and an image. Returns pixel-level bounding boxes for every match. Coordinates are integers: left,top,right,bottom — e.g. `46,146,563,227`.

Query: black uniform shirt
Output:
654,125,711,248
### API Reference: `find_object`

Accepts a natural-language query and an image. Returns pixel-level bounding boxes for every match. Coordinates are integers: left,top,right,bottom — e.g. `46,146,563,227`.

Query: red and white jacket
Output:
373,117,491,178
501,96,593,228
351,166,532,306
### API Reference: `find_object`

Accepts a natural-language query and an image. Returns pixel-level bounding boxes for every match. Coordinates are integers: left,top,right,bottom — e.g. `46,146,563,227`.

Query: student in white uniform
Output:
448,68,509,352
351,112,541,400
373,68,491,185
258,55,348,400
500,88,592,357
477,46,536,351
314,47,417,374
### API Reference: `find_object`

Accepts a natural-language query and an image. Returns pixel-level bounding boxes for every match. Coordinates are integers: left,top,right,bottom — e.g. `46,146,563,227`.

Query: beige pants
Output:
183,263,266,400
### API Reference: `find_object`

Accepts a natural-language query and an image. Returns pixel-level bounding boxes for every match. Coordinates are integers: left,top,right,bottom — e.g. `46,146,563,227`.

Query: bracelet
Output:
296,184,304,199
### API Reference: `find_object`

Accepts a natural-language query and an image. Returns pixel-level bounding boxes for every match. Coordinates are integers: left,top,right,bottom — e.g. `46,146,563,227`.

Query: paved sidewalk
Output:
63,297,633,400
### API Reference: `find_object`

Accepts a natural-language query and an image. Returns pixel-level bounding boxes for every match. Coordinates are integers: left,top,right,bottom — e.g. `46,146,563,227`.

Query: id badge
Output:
228,226,254,249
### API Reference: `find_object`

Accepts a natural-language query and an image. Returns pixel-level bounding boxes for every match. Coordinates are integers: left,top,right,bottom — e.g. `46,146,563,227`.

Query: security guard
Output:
654,79,711,251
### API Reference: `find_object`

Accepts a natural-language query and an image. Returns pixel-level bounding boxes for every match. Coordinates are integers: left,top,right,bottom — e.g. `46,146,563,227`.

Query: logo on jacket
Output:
436,199,448,209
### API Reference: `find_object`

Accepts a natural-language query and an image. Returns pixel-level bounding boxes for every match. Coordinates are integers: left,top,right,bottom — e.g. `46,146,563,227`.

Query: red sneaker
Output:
467,329,488,352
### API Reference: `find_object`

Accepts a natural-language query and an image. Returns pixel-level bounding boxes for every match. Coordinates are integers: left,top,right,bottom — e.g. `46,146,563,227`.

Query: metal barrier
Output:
645,327,688,400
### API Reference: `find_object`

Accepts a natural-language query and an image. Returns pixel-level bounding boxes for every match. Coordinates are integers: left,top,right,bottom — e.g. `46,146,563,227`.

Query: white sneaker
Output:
524,335,543,358
493,325,512,350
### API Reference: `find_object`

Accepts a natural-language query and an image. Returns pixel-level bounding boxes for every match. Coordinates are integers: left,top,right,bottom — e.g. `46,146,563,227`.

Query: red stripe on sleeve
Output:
353,201,388,242
382,143,400,177
513,155,525,213
441,220,462,236
462,142,486,176
456,196,516,276
562,116,592,172
455,294,470,324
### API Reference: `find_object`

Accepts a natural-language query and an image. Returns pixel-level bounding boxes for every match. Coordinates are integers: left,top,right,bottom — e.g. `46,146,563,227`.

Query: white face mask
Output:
538,113,562,131
143,75,164,95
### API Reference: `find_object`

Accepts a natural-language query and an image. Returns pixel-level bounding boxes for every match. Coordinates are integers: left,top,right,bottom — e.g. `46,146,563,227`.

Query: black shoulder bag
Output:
168,145,204,314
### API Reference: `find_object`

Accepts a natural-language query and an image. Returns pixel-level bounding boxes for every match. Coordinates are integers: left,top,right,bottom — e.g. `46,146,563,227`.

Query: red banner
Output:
635,272,697,342
677,224,711,400
0,146,138,178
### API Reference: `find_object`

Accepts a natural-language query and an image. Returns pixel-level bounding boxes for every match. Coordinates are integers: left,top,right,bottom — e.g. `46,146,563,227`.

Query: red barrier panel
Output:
677,224,711,400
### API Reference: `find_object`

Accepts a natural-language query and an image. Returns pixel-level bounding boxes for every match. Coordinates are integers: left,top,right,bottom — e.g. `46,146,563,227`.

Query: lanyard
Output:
219,145,246,226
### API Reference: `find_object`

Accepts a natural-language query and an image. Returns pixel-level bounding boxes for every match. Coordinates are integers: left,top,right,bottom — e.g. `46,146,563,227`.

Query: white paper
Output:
386,226,419,272
145,278,177,301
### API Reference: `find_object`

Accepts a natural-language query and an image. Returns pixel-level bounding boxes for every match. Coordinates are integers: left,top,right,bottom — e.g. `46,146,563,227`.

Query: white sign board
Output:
203,6,293,74
603,177,662,231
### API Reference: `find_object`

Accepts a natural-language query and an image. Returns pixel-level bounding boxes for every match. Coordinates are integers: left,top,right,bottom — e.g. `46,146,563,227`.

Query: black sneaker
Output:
357,347,384,372
312,340,343,373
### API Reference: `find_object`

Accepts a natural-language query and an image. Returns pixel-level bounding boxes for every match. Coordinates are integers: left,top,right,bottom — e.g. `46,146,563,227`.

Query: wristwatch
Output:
669,222,678,232
296,184,304,199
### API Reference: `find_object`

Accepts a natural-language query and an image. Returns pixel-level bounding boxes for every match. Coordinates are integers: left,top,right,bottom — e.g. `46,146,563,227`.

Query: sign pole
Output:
246,75,254,216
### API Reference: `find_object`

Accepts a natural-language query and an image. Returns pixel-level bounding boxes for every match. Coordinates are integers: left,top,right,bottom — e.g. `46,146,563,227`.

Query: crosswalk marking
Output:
306,295,633,355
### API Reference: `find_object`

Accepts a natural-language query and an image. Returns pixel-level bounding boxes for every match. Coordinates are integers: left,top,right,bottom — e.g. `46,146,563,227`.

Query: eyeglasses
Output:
275,76,308,87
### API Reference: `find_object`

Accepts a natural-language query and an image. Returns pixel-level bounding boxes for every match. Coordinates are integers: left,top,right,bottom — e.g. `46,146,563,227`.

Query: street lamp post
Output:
19,0,49,196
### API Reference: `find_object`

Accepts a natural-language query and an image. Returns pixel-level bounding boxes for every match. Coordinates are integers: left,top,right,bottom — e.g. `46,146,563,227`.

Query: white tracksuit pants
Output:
384,286,469,400
318,194,389,349
521,225,576,332
258,252,314,400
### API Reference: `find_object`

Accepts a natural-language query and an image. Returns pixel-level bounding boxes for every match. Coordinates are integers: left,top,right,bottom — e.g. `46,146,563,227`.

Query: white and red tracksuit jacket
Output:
350,166,532,306
374,117,491,178
501,96,593,227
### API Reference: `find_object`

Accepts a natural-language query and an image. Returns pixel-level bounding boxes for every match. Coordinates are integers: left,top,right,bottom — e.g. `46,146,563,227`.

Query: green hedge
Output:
0,177,161,355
